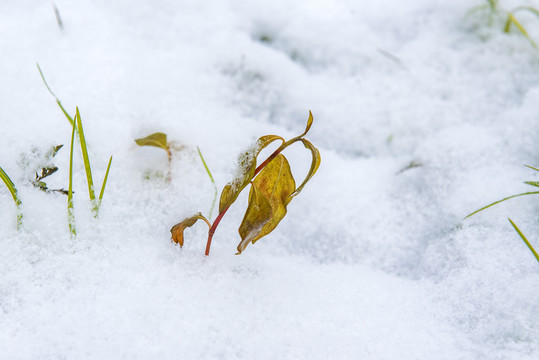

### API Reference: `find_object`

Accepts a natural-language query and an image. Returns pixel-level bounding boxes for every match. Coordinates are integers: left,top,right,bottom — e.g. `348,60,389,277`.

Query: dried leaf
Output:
219,135,284,213
135,132,169,151
170,213,211,247
237,183,273,254
288,138,321,201
46,144,64,159
36,166,59,181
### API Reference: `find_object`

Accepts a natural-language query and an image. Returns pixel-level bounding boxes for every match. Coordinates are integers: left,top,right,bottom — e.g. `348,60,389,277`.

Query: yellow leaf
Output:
237,154,296,254
219,135,284,213
288,138,321,202
135,132,168,151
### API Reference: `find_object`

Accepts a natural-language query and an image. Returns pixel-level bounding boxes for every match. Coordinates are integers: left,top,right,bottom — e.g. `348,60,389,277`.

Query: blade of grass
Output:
75,108,96,203
68,120,76,237
98,156,113,204
36,63,75,127
504,13,537,47
513,6,539,18
465,191,539,219
525,165,539,172
197,146,217,220
508,219,539,263
487,0,498,11
0,166,23,230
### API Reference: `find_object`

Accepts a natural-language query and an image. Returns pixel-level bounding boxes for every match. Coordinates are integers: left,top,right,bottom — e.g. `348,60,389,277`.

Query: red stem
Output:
204,143,287,256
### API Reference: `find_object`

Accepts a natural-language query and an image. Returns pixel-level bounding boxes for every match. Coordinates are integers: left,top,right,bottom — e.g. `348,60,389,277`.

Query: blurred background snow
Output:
1,0,539,359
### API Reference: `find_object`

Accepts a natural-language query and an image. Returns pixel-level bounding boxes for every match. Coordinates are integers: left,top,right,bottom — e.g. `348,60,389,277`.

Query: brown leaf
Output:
170,213,211,247
219,135,284,213
135,132,168,151
237,154,295,254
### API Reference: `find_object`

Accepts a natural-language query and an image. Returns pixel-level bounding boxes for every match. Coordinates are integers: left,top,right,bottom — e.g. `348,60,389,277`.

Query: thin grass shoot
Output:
0,166,23,230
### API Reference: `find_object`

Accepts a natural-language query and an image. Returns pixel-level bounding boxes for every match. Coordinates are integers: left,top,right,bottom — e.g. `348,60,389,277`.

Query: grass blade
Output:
75,108,96,203
0,166,23,230
197,146,217,219
504,13,537,47
465,191,539,219
508,219,539,263
98,156,113,202
68,120,76,237
36,63,75,127
513,6,539,19
525,165,539,172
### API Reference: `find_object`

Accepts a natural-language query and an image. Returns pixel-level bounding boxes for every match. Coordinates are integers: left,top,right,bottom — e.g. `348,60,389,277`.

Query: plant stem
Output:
205,206,229,256
166,147,172,183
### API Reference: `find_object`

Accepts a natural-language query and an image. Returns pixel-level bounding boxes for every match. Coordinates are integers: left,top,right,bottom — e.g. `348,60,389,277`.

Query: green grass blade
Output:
37,63,58,99
0,166,23,230
513,6,539,19
75,107,95,202
505,13,537,47
465,191,539,219
57,100,75,127
98,156,113,202
508,219,539,263
68,120,76,237
525,165,539,172
36,63,75,127
197,146,217,219
487,0,498,11
524,181,539,188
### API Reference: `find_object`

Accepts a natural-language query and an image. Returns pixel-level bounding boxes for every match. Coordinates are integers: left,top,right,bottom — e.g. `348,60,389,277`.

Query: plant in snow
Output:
170,111,321,255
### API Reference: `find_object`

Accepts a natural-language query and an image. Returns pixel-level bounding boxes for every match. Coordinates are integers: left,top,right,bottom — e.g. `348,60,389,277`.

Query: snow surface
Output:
1,0,539,358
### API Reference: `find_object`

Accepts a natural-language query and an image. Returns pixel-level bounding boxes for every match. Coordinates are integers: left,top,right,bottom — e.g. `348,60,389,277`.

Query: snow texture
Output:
1,0,539,359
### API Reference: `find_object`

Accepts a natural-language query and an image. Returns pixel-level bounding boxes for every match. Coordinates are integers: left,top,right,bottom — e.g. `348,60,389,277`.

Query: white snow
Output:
1,0,539,359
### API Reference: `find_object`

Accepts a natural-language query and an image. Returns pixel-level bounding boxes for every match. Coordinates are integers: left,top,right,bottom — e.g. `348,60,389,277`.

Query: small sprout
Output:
135,132,173,182
0,166,23,230
172,110,321,256
135,133,218,217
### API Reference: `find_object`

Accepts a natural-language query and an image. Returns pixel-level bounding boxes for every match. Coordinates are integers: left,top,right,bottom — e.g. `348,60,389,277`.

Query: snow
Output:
1,0,539,358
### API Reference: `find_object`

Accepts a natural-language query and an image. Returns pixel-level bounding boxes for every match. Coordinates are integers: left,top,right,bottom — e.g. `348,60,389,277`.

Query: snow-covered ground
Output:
1,0,539,358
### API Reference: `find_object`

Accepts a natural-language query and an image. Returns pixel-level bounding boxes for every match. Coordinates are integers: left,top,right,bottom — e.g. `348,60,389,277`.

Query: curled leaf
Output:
135,132,169,151
171,213,211,247
288,138,321,201
237,154,296,254
219,135,284,213
237,183,273,254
